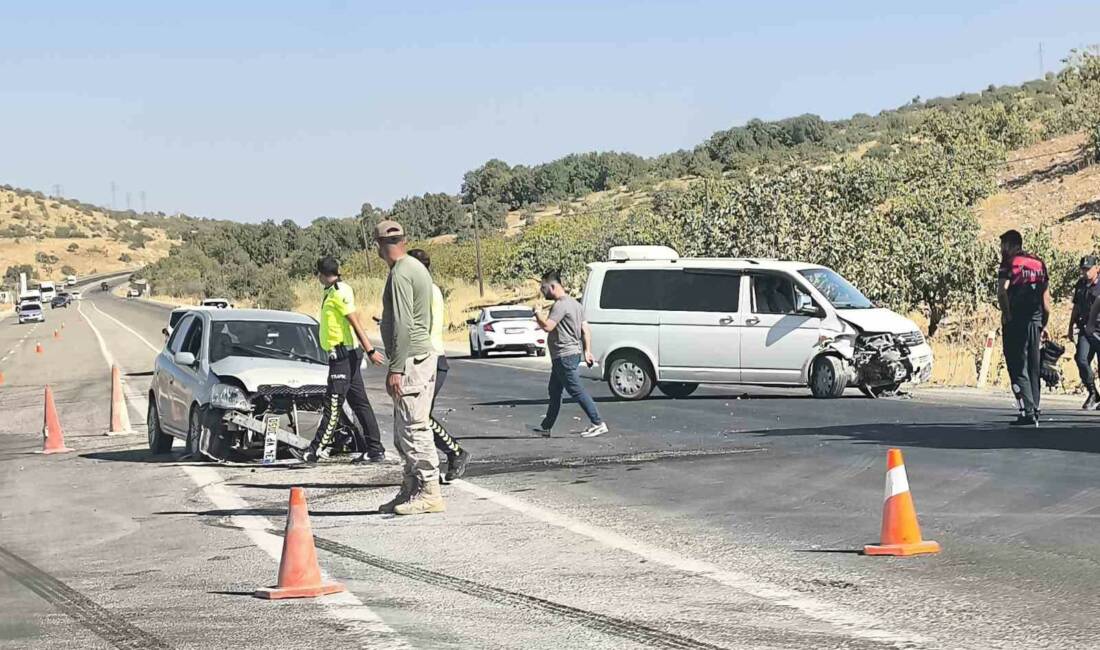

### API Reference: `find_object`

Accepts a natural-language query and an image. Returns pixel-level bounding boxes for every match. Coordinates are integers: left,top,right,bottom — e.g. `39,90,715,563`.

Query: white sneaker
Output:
580,422,608,438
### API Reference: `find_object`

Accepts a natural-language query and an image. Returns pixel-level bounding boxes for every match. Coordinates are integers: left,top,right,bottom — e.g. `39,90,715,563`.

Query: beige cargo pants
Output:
393,353,439,485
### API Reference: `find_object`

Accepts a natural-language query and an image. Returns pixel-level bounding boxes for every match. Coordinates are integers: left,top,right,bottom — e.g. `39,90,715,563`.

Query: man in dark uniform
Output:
303,256,387,463
1068,255,1100,410
997,230,1052,427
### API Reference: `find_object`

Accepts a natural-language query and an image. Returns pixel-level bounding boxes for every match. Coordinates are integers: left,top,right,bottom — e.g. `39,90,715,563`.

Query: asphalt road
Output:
1,284,1099,649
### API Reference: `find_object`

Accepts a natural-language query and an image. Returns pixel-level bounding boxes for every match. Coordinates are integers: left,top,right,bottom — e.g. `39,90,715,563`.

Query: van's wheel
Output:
147,399,173,454
657,382,699,398
607,353,655,401
810,355,848,399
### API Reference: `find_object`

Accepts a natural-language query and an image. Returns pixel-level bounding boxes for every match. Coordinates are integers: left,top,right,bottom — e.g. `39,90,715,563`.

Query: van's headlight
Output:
210,383,251,411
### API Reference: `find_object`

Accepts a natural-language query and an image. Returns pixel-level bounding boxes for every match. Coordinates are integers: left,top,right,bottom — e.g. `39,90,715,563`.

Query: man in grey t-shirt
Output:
532,270,607,438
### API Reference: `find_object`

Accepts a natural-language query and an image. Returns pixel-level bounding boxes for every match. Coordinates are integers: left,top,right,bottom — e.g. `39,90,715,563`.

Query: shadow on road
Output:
229,482,401,490
82,449,175,463
746,414,1100,453
471,393,820,407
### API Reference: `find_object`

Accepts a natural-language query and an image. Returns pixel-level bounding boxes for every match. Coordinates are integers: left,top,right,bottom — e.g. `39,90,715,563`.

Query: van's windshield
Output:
799,268,874,309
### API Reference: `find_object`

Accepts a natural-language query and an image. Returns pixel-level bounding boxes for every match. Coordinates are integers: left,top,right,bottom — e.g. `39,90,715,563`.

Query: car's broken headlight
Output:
210,383,252,411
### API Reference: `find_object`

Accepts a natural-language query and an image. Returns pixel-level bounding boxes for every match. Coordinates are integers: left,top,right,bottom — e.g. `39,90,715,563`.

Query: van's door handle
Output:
744,316,760,326
719,316,736,325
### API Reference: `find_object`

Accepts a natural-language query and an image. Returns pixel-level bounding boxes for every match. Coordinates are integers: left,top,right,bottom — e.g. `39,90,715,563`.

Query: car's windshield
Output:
19,304,40,312
489,308,535,320
208,320,325,365
799,268,874,309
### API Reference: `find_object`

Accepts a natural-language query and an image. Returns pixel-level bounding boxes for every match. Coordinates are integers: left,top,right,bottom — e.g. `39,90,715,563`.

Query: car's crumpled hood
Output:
210,356,328,392
836,308,920,335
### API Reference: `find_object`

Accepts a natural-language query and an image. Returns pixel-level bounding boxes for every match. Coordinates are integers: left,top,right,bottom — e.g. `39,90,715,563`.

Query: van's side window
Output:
665,271,739,312
599,269,739,312
600,270,666,310
752,275,810,315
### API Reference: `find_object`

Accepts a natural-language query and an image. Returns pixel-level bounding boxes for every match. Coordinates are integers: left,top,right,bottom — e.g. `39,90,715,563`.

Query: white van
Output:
580,246,933,400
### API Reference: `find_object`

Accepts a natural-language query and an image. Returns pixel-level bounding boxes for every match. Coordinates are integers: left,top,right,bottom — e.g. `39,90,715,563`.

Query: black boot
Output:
1085,389,1100,410
445,448,471,482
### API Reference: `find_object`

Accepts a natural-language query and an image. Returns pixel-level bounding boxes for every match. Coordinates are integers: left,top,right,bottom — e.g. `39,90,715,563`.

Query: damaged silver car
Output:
148,308,362,462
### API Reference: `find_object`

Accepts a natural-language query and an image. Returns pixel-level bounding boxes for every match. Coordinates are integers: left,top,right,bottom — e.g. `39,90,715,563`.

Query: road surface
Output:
1,283,1098,649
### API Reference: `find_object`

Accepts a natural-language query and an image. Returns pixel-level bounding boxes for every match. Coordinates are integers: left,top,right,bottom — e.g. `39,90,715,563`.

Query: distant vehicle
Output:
66,275,76,286
580,246,933,400
467,305,546,358
201,298,232,309
149,308,337,462
18,290,42,306
37,281,57,302
127,288,140,299
50,294,70,309
70,290,83,301
18,302,44,324
100,282,110,292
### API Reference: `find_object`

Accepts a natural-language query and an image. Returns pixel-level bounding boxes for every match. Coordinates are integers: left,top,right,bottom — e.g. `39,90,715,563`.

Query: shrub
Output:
119,253,133,263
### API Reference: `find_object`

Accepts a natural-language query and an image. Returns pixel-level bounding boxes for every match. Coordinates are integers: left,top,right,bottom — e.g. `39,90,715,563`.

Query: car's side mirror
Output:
466,318,477,325
174,351,197,367
796,295,823,317
162,327,170,338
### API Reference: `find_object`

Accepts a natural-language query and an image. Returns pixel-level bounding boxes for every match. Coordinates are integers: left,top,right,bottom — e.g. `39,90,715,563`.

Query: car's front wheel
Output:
810,355,848,399
186,406,204,458
147,398,173,454
607,353,655,401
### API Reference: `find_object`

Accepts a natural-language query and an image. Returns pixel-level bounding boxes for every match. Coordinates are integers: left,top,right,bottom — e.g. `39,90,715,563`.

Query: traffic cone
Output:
0,370,4,386
255,488,345,599
53,330,59,339
107,365,130,435
35,342,43,354
864,449,940,556
41,386,73,455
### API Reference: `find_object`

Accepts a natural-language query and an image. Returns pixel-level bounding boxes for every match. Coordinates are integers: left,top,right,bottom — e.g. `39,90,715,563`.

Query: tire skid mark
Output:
0,543,169,649
305,531,728,650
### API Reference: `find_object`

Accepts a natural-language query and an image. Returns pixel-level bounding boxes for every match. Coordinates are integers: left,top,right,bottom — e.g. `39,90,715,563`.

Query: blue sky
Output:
1,1,1097,223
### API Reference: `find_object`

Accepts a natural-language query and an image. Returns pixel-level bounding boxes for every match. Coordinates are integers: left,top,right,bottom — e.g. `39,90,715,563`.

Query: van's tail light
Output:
483,323,495,333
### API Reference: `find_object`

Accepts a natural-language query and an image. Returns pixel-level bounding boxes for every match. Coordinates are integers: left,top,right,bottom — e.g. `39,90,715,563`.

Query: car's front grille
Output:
255,384,327,399
897,331,925,347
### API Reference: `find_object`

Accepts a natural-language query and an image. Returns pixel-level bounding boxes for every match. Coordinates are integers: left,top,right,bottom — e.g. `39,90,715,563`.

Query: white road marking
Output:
180,465,410,649
462,358,548,374
89,302,160,353
77,302,142,429
452,479,930,647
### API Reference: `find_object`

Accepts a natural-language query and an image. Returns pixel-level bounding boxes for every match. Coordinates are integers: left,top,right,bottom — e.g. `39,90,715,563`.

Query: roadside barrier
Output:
107,365,130,435
976,331,996,388
255,487,345,600
864,448,940,557
41,386,73,455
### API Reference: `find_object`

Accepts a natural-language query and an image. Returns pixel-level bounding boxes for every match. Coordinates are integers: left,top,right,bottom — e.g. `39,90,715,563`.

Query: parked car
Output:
70,291,83,301
127,288,140,298
580,246,934,400
467,305,546,358
50,294,70,309
18,301,45,324
200,298,232,309
148,309,346,461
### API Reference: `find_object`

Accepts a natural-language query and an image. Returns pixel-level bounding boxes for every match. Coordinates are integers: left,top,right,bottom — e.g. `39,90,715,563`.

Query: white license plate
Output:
505,328,525,334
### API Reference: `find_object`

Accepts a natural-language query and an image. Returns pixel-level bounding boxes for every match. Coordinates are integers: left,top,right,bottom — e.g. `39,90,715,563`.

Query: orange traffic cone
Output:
41,386,73,455
107,365,130,434
864,449,940,556
0,370,4,386
35,342,43,354
255,488,345,599
53,330,59,339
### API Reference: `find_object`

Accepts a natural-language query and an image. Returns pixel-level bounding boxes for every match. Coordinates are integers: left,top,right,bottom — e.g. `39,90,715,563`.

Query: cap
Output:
1081,255,1098,269
373,220,405,239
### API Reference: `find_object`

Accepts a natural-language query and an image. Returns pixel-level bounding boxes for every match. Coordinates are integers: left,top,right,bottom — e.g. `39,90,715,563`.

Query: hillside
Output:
0,186,174,283
976,131,1100,248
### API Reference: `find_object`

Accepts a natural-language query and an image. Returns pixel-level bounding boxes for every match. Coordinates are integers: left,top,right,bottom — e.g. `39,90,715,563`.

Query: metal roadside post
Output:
977,330,997,388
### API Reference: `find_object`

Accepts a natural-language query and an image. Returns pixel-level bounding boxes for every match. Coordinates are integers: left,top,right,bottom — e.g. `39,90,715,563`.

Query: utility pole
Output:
110,181,117,210
1038,42,1044,79
472,204,484,297
140,191,146,214
358,219,373,274
51,184,61,198
126,192,131,211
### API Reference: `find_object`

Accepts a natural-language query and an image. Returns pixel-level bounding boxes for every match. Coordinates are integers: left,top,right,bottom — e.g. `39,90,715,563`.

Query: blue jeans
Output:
542,354,602,429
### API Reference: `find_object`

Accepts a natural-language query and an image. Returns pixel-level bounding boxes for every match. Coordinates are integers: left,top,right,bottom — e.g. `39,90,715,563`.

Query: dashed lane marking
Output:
0,544,169,649
452,479,929,648
181,466,410,650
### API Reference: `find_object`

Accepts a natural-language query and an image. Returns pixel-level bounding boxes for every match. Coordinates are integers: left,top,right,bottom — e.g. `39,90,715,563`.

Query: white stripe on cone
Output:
884,465,909,500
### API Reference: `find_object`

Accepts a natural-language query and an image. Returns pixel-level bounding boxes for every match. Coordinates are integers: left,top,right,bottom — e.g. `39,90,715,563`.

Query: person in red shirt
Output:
996,230,1052,427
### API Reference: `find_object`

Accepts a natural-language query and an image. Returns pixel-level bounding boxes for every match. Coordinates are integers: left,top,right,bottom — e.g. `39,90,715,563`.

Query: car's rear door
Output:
657,269,743,383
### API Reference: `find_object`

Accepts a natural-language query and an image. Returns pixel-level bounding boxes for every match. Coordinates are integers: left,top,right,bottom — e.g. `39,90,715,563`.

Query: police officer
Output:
304,256,387,463
1068,255,1100,410
997,230,1052,427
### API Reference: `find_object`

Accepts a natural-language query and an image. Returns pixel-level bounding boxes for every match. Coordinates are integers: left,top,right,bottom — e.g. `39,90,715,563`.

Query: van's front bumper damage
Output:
815,330,933,390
